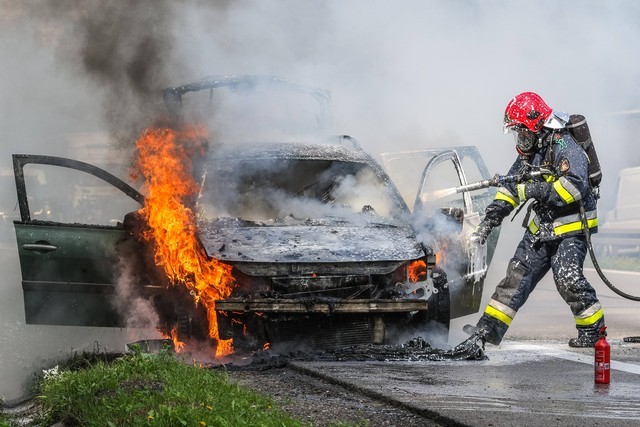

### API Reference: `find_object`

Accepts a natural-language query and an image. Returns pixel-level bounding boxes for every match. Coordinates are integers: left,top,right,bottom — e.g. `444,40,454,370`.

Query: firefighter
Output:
466,91,604,348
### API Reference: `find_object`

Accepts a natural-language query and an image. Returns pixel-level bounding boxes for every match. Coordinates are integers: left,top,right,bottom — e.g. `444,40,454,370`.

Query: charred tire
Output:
404,285,451,340
425,266,450,332
174,304,209,342
426,284,451,330
216,311,268,353
152,286,209,341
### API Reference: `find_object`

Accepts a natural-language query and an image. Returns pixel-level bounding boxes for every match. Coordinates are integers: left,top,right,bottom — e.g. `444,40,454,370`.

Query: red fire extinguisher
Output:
595,326,610,384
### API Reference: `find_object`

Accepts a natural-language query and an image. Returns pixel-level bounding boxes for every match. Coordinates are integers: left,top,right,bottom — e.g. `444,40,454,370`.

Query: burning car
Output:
11,76,498,355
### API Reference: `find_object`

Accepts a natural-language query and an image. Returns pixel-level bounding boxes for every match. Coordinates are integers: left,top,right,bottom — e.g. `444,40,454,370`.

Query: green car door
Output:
12,154,149,327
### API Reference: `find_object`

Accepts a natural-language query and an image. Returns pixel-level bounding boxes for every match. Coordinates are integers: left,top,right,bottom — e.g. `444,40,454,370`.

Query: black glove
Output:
516,182,551,202
469,221,493,245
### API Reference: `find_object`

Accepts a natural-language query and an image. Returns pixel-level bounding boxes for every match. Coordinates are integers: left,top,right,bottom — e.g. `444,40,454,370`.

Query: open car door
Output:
381,146,499,318
12,154,151,327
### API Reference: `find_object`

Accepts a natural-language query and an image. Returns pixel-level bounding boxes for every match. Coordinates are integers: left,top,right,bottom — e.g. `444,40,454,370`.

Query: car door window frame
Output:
414,149,473,216
12,154,144,223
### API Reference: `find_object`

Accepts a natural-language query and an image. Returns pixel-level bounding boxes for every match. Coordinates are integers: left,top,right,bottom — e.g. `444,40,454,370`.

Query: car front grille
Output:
265,313,373,349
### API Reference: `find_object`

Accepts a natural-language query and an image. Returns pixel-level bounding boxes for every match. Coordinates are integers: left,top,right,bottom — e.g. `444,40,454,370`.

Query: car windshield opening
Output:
197,159,398,223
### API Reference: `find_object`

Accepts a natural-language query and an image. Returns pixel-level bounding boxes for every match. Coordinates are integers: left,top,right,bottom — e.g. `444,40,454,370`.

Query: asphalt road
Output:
288,264,640,427
291,342,640,427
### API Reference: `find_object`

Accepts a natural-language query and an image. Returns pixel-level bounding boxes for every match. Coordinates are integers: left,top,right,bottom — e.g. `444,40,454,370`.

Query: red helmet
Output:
503,92,553,133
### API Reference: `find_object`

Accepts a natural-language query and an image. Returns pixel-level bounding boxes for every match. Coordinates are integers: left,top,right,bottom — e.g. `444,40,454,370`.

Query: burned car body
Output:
195,140,447,350
11,76,497,352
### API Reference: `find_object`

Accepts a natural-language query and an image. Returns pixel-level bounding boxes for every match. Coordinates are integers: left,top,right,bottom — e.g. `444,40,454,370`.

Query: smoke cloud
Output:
113,258,160,330
2,0,640,401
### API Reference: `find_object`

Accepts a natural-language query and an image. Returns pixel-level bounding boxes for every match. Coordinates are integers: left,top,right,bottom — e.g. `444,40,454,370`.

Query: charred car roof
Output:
206,139,377,162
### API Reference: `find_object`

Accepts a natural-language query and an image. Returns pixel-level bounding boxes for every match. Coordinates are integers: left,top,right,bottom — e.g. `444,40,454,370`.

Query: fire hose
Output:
579,202,640,301
580,201,640,342
450,170,548,193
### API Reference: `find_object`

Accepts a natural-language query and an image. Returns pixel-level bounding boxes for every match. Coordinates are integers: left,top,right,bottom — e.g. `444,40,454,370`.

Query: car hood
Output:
198,217,424,263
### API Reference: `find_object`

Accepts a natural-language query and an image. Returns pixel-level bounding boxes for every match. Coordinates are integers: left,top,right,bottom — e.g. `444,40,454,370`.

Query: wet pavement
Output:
291,339,640,427
285,264,640,426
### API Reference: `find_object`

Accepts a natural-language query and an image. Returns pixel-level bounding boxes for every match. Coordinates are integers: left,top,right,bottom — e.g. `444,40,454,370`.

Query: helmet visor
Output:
511,126,537,155
503,113,516,134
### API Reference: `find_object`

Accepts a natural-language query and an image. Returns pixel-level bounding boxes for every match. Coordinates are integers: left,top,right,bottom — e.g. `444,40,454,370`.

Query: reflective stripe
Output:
495,188,518,208
554,218,598,235
553,210,597,229
528,215,540,234
575,308,604,326
488,298,517,319
552,179,576,204
485,305,513,326
576,302,602,319
536,209,599,236
559,177,582,201
517,184,526,202
527,210,597,236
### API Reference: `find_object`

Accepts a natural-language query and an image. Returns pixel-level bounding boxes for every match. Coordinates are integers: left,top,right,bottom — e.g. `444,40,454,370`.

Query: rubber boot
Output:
463,322,502,345
569,317,605,348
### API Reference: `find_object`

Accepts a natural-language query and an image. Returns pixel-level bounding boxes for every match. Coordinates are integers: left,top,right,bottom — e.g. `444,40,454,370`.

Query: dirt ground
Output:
226,366,440,427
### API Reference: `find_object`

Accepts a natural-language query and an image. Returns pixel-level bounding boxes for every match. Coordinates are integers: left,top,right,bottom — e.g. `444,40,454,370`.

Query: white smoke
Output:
198,155,398,224
113,259,160,330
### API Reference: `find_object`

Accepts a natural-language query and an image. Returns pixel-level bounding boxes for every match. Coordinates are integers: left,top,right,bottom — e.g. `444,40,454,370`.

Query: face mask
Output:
512,126,537,156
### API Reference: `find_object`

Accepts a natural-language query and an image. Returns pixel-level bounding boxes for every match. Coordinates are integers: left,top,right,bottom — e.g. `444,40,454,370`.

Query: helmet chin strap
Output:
516,146,531,158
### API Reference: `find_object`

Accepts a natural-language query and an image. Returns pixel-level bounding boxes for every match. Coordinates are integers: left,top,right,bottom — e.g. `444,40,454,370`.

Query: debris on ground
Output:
333,334,487,361
213,334,487,371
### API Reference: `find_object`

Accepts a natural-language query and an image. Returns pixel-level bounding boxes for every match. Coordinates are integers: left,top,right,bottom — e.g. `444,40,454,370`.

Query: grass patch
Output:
35,348,303,427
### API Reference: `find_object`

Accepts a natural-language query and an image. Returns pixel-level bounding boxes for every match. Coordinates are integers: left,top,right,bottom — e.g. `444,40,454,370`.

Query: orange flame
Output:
408,260,427,283
435,242,447,266
134,126,235,358
170,326,186,353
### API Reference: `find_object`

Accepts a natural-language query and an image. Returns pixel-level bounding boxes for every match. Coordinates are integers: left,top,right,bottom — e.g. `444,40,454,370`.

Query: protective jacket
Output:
483,129,598,240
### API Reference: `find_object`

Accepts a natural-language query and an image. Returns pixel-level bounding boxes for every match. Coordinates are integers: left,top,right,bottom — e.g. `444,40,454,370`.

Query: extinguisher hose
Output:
580,201,640,301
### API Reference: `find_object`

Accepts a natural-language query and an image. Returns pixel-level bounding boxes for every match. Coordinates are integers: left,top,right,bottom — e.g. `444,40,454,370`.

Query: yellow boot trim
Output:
485,305,513,326
575,308,604,326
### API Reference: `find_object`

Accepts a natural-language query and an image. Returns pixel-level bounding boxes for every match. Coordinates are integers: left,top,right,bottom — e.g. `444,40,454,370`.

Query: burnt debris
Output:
214,334,487,371
333,334,486,362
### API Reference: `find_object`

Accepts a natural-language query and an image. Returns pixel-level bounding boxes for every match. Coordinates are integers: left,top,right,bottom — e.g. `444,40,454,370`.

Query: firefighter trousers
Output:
477,231,604,345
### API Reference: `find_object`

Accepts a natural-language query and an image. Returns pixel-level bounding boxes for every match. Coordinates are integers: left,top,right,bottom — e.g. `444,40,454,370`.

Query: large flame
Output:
134,125,234,358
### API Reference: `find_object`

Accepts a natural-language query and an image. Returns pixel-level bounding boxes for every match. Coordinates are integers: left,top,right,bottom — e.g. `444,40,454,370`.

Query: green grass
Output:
34,348,303,427
0,396,11,427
